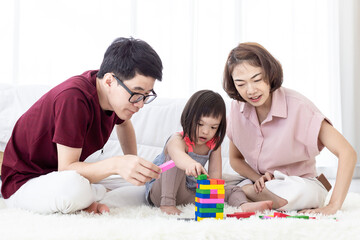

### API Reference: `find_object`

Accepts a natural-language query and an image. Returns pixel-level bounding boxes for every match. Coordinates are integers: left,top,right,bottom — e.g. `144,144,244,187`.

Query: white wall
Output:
339,0,360,177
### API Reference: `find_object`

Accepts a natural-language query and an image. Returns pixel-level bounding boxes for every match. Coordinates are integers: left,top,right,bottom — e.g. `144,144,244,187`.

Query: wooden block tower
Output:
195,174,225,221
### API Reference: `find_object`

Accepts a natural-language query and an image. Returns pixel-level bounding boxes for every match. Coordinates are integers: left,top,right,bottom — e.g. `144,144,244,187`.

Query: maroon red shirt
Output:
1,70,123,198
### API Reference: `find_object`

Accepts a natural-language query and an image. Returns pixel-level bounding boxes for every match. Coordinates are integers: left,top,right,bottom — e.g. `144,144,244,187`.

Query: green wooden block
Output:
196,189,210,194
216,204,224,208
196,174,208,180
286,216,309,219
198,208,224,213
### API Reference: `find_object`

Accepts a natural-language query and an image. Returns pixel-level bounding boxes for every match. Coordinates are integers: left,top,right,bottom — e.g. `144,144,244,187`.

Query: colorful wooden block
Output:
226,212,256,219
197,198,224,204
274,212,290,218
159,160,175,172
197,180,211,185
195,202,224,209
196,189,210,194
198,208,224,213
216,179,225,184
196,174,208,180
198,184,224,190
195,174,225,221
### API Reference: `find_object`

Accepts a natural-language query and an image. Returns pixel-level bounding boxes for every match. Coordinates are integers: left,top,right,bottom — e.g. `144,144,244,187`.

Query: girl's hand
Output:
185,162,209,178
254,172,274,193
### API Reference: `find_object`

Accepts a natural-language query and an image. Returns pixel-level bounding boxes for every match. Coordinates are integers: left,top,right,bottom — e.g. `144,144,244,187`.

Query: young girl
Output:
145,90,272,215
223,42,357,215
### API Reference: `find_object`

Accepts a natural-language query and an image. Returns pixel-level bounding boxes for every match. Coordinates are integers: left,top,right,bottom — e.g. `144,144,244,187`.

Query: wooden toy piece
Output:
196,174,208,180
196,212,224,219
286,215,310,219
197,180,211,185
195,202,224,209
197,198,224,204
195,174,225,221
159,160,176,172
198,184,224,190
216,179,225,184
209,179,217,185
274,212,290,218
226,212,256,219
198,207,224,213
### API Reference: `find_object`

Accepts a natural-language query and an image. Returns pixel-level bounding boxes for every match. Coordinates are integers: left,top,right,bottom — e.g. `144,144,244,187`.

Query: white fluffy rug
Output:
1,192,360,240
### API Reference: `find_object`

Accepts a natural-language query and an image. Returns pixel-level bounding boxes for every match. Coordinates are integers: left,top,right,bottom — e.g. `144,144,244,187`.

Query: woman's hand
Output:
254,172,274,193
185,162,209,178
298,202,340,215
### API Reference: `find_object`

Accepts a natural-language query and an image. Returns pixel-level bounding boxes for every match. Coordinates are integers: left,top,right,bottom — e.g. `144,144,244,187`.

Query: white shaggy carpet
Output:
1,192,360,240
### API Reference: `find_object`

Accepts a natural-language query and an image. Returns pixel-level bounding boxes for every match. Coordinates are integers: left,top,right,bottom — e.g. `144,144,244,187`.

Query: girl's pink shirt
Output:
180,131,216,153
227,87,330,178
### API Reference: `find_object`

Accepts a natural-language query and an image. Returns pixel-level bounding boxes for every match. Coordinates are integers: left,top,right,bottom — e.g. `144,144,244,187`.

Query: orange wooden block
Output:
218,194,224,199
209,179,217,185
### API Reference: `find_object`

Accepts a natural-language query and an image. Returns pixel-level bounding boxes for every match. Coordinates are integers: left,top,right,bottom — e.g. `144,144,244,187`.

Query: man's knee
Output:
51,171,93,213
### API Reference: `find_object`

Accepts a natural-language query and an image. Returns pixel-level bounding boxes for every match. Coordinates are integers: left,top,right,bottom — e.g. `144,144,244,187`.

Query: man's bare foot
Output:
240,200,273,213
84,202,110,214
160,205,182,215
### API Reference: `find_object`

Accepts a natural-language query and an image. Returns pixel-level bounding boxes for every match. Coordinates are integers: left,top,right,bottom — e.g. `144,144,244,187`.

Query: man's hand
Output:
116,155,161,186
254,172,274,193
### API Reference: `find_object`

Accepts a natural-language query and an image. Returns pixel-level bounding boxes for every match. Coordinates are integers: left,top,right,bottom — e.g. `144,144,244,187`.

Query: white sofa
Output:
0,84,237,203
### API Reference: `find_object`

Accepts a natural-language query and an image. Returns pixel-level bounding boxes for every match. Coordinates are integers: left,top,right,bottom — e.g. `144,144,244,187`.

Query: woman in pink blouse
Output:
223,42,357,215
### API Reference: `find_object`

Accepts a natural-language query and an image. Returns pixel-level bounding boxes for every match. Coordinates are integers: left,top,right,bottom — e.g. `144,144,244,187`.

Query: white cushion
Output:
0,84,51,151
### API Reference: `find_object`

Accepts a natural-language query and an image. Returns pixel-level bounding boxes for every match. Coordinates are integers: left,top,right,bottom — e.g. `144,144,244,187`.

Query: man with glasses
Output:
1,37,163,214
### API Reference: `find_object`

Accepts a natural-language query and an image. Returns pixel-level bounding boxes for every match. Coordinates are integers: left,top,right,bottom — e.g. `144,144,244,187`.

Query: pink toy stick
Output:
159,160,176,172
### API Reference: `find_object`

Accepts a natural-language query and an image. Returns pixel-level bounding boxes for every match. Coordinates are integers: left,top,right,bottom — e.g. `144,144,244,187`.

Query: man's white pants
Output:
4,170,146,214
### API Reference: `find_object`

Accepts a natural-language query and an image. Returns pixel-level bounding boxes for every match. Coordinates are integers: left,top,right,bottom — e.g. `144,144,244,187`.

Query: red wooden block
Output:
210,194,218,199
217,179,225,184
226,212,256,219
274,212,290,218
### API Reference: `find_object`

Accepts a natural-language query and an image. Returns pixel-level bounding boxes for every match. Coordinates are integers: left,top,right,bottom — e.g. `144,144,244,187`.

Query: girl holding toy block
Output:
145,90,272,215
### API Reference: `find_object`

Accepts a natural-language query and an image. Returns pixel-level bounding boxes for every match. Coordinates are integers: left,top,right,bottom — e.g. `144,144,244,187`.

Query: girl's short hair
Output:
180,90,226,151
223,42,283,102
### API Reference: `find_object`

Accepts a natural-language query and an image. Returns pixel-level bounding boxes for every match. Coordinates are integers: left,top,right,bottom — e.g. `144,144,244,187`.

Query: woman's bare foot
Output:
84,202,110,214
160,205,182,215
240,200,273,213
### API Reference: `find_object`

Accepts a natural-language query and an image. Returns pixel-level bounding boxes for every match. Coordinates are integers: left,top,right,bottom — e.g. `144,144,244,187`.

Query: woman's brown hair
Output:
223,42,283,101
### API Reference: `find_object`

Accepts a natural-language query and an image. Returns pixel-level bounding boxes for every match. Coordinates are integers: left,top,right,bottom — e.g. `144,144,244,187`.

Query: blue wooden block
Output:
195,192,210,199
195,202,224,209
195,212,217,218
197,180,210,185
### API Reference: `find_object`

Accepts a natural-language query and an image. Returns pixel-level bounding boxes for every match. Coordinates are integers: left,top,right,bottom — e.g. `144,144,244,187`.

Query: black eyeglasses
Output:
112,74,157,104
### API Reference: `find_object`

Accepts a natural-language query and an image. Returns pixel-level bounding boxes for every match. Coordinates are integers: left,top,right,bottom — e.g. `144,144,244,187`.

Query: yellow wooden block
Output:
196,217,204,222
216,213,224,219
199,184,224,190
217,190,225,194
